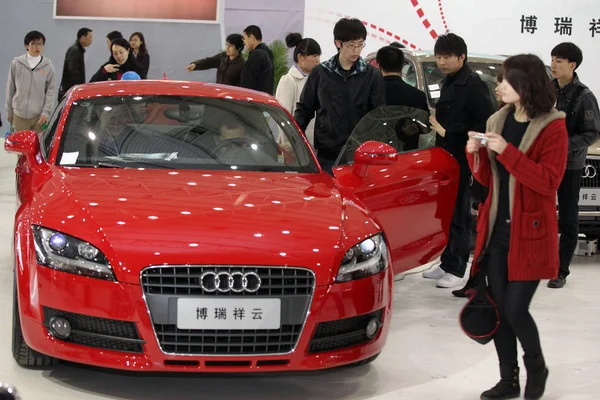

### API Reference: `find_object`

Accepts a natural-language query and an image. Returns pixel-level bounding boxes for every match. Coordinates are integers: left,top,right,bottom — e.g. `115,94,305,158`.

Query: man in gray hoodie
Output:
6,31,56,133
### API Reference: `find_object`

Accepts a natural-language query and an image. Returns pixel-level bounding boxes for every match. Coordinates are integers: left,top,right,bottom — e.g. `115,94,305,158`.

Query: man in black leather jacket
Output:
294,18,385,173
548,42,600,289
424,33,494,289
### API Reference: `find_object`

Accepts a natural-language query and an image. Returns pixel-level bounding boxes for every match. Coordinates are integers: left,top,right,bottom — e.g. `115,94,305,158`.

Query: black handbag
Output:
459,261,500,345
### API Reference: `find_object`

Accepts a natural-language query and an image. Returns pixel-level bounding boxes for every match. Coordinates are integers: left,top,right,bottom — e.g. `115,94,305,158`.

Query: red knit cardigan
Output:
467,107,568,281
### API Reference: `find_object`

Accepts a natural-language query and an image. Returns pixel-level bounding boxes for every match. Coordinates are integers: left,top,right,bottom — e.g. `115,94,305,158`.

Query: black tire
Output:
346,352,380,368
12,278,57,367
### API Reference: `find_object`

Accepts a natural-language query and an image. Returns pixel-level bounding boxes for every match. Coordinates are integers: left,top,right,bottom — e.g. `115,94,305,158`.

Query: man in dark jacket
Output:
186,33,245,86
58,28,93,100
376,45,428,111
241,26,274,94
294,18,386,173
548,42,600,289
422,33,494,289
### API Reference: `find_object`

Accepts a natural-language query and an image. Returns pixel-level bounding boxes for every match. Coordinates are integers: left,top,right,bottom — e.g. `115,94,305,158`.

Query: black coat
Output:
383,75,429,112
134,52,150,79
59,42,86,98
90,55,144,82
191,52,245,86
294,56,386,159
241,43,274,94
435,63,494,173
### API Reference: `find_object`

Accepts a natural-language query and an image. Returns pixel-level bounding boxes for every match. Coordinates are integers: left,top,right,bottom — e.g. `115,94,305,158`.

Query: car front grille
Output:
141,265,315,356
43,307,144,353
141,266,315,297
582,158,600,188
154,324,303,355
308,309,384,354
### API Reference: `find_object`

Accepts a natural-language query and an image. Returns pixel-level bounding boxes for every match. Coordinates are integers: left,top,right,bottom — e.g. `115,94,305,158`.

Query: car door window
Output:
334,106,434,167
402,60,418,88
40,99,66,160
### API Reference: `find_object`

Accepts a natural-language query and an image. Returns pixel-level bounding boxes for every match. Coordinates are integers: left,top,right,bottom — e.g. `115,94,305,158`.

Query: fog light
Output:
49,317,71,339
365,318,379,339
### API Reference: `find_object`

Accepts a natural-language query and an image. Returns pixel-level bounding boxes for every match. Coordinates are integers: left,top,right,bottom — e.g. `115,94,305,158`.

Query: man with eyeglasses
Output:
6,31,56,133
295,17,385,173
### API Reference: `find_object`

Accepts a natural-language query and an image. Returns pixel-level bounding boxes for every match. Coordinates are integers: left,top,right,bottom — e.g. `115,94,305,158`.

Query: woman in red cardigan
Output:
466,54,568,400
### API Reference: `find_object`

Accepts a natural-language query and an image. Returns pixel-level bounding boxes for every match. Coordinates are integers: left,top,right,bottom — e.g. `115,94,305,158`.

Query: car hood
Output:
588,141,600,156
32,168,355,285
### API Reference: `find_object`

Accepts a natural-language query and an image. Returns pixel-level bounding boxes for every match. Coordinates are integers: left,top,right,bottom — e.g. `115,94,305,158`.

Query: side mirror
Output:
354,141,398,166
4,130,41,165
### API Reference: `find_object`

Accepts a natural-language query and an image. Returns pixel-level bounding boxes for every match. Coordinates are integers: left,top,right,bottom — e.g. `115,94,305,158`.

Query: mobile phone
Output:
472,132,488,146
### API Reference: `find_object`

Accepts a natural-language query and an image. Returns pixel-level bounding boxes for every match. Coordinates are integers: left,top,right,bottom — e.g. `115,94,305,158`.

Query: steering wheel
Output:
213,137,255,156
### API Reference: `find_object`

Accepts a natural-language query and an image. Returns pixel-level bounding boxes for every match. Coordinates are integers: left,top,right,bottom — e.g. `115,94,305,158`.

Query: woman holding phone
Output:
466,54,568,400
91,38,143,82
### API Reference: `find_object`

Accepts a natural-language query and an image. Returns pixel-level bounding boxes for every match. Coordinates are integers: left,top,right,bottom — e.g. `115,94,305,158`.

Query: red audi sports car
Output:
6,81,458,372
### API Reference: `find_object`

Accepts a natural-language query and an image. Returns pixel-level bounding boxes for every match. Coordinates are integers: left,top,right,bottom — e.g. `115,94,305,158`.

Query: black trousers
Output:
487,222,542,366
557,168,582,278
441,172,473,277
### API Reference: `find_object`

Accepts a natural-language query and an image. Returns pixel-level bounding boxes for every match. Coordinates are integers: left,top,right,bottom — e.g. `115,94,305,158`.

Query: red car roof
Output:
67,80,278,105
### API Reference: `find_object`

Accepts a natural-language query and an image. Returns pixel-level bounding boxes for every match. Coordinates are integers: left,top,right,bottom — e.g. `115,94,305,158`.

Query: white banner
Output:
304,0,600,97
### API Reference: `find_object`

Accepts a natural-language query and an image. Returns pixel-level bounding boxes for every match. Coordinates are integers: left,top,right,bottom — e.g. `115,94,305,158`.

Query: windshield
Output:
335,105,433,166
57,95,318,173
423,61,502,108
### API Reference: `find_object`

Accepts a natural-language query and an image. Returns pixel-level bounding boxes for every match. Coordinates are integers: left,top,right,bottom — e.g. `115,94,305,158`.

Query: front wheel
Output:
12,277,57,367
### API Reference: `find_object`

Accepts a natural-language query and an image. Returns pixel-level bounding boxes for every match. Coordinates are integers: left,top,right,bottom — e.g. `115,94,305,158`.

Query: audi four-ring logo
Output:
583,165,597,179
199,271,262,293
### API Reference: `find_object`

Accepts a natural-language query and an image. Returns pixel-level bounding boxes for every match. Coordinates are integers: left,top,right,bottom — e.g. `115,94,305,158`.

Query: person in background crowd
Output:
275,33,321,147
453,71,506,298
90,38,143,82
5,31,56,133
58,27,93,100
423,33,494,289
186,33,245,87
294,18,386,173
466,53,567,400
129,32,150,79
241,25,275,94
106,30,123,51
390,41,405,49
376,45,428,111
548,42,600,289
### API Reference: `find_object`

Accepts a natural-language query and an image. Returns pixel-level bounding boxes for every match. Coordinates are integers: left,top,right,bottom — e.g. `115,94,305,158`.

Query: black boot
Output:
480,364,521,400
452,276,476,298
523,355,549,400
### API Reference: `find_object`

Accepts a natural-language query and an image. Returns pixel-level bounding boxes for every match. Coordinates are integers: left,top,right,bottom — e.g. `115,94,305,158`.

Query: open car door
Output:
333,106,460,275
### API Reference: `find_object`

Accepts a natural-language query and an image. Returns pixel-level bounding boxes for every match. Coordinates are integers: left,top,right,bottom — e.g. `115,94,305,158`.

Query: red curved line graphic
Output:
437,0,449,32
409,0,440,39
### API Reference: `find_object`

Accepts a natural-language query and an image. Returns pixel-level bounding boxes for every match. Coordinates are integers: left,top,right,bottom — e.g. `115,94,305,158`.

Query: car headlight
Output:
32,225,115,281
336,233,389,283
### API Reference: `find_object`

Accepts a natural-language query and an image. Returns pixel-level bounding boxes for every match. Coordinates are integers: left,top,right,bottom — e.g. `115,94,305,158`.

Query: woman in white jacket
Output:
276,33,321,147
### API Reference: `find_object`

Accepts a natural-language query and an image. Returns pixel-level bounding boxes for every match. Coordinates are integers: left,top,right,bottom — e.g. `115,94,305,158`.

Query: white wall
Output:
304,0,600,96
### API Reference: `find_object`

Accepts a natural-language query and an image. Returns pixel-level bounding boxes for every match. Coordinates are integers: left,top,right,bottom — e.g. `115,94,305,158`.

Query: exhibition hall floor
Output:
0,150,598,400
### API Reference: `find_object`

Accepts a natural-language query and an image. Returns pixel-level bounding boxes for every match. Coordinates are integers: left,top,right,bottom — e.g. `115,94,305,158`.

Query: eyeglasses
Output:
29,42,44,47
343,41,366,50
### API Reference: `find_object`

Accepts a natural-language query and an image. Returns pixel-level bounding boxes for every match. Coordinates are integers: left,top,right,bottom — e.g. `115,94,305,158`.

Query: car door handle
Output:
434,172,452,186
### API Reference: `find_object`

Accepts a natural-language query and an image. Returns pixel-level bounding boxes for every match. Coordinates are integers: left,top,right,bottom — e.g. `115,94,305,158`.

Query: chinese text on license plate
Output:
177,298,281,330
579,189,600,206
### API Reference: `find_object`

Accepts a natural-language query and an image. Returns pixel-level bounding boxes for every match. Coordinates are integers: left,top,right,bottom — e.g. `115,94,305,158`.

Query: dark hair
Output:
502,54,556,119
390,41,405,49
24,31,45,46
226,33,244,51
77,28,92,40
496,71,503,82
285,33,322,63
106,30,123,42
243,25,262,41
333,18,367,42
130,32,148,55
110,38,131,53
434,33,467,60
376,46,405,73
551,42,583,70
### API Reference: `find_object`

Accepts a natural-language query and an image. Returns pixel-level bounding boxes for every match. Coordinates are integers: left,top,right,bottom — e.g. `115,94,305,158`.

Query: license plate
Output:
579,189,600,206
176,298,281,330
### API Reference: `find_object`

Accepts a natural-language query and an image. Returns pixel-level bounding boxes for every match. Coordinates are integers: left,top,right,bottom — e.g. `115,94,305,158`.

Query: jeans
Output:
486,221,543,366
557,168,582,278
440,173,473,277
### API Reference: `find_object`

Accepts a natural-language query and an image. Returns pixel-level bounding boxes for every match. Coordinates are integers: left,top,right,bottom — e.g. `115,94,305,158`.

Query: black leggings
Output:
487,222,542,365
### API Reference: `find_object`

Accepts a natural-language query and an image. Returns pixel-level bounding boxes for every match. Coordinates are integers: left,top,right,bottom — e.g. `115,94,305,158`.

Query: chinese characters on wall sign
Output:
520,15,600,37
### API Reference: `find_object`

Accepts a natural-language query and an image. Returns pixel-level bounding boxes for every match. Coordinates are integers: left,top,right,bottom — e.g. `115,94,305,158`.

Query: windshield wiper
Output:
63,162,124,168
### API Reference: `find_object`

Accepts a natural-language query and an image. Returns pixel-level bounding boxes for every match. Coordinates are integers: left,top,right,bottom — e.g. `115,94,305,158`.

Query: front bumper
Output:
19,264,393,372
